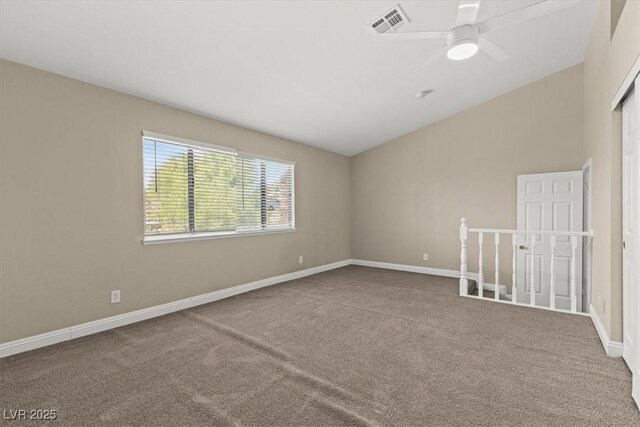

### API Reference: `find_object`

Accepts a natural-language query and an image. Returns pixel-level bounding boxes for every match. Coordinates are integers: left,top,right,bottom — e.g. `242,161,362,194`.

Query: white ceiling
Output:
0,1,597,156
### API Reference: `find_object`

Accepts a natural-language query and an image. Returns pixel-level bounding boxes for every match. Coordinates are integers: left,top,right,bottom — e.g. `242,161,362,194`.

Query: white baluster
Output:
478,232,484,298
570,235,578,313
494,233,500,301
550,235,557,310
512,234,517,304
460,218,468,296
530,235,536,307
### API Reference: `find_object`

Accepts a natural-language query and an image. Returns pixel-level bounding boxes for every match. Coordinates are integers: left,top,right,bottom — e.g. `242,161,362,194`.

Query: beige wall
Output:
583,1,640,341
351,64,585,280
0,59,352,343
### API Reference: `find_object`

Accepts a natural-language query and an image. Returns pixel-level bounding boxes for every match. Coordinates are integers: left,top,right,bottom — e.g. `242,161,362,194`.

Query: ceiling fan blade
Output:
479,37,510,63
376,31,448,41
456,0,481,26
408,43,446,73
477,0,580,34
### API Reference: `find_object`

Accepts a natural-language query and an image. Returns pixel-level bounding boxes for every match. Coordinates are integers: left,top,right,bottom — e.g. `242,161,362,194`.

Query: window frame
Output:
141,131,295,245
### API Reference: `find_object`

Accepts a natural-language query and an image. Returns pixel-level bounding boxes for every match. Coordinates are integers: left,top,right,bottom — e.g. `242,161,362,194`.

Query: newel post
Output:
460,218,469,296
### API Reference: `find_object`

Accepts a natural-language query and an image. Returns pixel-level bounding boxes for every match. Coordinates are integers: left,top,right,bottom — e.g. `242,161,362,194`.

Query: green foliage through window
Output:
143,137,294,236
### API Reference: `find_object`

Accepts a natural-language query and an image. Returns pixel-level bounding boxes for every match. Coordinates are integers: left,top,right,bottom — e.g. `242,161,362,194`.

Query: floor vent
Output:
369,5,409,34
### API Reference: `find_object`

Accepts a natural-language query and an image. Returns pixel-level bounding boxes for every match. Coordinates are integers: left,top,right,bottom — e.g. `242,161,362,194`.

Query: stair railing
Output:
459,218,593,314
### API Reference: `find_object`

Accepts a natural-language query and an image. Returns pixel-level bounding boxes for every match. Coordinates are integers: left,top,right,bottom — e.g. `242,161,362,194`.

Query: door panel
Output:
552,202,572,243
552,178,573,194
553,257,571,297
526,181,544,195
525,202,544,242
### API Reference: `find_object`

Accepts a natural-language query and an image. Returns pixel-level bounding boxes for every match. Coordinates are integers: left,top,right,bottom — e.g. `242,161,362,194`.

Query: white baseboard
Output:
350,259,507,294
0,258,600,358
351,259,459,278
0,259,352,358
589,304,624,357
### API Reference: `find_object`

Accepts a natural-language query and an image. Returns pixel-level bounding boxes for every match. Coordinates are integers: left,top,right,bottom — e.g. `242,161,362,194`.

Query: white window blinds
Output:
237,156,294,231
143,133,294,240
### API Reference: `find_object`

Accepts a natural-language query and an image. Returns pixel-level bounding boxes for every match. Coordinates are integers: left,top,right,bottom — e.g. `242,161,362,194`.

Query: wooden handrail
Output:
467,228,593,237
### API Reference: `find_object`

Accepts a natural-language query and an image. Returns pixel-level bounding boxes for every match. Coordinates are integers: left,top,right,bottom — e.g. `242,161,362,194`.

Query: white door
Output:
622,84,638,389
516,172,583,311
582,163,592,310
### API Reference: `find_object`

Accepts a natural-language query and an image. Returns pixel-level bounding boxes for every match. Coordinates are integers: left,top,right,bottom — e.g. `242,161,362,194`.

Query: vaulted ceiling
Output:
0,1,597,156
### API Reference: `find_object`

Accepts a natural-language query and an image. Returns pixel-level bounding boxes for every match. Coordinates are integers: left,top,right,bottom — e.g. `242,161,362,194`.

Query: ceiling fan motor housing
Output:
447,25,480,60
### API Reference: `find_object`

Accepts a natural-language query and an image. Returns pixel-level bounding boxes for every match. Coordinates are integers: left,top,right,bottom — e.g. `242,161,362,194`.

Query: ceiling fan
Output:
374,0,579,72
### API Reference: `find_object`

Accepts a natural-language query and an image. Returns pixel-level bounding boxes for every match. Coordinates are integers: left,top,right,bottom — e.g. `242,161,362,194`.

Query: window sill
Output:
142,228,296,245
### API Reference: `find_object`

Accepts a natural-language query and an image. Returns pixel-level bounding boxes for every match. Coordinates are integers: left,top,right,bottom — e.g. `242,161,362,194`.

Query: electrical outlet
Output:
298,256,304,264
423,253,429,262
111,290,121,304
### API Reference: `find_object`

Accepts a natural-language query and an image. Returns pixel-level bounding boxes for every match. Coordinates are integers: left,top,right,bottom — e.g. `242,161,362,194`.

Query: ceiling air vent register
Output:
370,5,410,34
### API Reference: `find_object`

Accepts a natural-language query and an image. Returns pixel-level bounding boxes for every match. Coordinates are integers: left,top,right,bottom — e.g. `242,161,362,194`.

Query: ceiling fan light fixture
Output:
458,3,479,10
447,42,478,60
446,24,479,61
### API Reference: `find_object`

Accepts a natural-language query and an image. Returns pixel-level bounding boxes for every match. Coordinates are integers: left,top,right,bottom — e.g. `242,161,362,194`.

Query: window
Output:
142,132,294,243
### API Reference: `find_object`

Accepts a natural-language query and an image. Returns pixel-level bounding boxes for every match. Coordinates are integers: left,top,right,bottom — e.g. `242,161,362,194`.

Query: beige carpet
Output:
1,266,638,426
